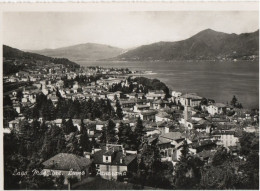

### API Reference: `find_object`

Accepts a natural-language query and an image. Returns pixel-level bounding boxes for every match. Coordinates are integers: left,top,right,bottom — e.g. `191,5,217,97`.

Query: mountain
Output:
111,29,259,61
30,43,124,62
3,45,80,69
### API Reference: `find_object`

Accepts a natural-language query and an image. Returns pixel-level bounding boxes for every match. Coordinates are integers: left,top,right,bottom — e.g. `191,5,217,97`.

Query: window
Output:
106,156,108,161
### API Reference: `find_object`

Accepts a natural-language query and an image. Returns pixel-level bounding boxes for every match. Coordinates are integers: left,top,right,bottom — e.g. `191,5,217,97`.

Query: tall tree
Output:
173,141,193,189
116,98,123,119
231,95,238,107
79,130,91,152
134,117,145,150
107,119,117,143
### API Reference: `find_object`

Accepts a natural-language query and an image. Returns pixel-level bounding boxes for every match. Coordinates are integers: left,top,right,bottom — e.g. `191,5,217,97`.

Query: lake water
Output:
78,60,259,109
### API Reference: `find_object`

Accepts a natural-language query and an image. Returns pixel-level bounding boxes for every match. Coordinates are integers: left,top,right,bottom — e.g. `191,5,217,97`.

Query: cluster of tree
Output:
4,121,63,189
3,106,18,126
4,117,97,189
23,94,56,120
23,94,116,121
130,138,173,189
100,117,146,151
109,76,171,98
109,80,134,94
50,58,79,70
3,81,33,93
173,132,259,190
230,95,243,109
132,77,170,98
4,95,13,107
61,75,102,88
173,141,204,189
3,62,23,75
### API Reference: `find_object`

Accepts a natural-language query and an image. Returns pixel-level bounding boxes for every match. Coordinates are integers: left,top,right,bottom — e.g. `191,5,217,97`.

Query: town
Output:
3,57,259,190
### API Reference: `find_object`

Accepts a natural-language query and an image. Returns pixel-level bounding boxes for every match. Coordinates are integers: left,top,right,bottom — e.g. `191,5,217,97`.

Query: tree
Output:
3,107,18,123
212,147,231,166
118,122,133,149
239,132,259,156
134,117,145,150
231,95,238,107
99,126,107,144
200,97,208,105
116,99,123,119
66,132,82,156
118,122,125,144
230,95,243,109
173,141,194,189
80,130,91,152
4,95,12,106
16,91,23,102
107,119,117,143
200,163,238,189
64,118,78,134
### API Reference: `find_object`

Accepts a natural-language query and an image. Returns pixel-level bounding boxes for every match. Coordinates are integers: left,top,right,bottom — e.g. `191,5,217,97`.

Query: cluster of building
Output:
4,63,259,185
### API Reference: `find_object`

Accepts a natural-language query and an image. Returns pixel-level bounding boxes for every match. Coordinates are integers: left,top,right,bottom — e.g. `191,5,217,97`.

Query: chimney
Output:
120,157,123,164
122,148,126,156
91,147,95,154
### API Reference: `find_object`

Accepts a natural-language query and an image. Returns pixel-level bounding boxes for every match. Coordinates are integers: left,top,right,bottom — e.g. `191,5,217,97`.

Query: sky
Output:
3,11,259,50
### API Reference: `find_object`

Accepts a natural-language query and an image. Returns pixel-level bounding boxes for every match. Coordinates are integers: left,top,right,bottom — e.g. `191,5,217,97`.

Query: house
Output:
191,113,207,121
54,119,63,127
42,153,92,185
92,144,137,180
211,130,239,147
243,125,259,133
172,91,182,98
107,91,122,101
8,119,20,129
152,99,169,110
126,93,145,99
145,127,161,137
139,110,157,121
192,140,217,153
3,127,11,134
120,99,147,109
146,90,165,100
13,104,21,113
157,132,185,162
133,104,150,112
56,80,64,88
207,103,226,115
179,93,202,107
155,112,172,122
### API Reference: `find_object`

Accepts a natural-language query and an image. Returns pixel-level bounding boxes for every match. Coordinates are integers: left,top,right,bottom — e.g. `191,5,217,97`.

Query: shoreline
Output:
125,70,258,110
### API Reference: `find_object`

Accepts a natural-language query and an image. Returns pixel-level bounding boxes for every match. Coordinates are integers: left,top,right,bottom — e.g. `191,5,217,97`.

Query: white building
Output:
207,103,226,115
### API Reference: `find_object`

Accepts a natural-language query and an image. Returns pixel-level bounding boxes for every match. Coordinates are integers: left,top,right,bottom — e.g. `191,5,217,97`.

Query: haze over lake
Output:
79,61,259,109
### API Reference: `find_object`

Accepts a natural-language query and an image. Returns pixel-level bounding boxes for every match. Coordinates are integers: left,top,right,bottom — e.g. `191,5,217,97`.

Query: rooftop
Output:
42,153,92,171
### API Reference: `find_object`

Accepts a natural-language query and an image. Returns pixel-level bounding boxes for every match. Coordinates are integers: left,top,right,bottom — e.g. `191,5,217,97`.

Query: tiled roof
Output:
158,136,172,144
140,110,158,116
160,132,184,141
42,153,92,171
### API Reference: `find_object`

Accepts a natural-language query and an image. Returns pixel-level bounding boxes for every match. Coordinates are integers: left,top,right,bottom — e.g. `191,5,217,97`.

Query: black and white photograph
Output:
1,1,259,190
